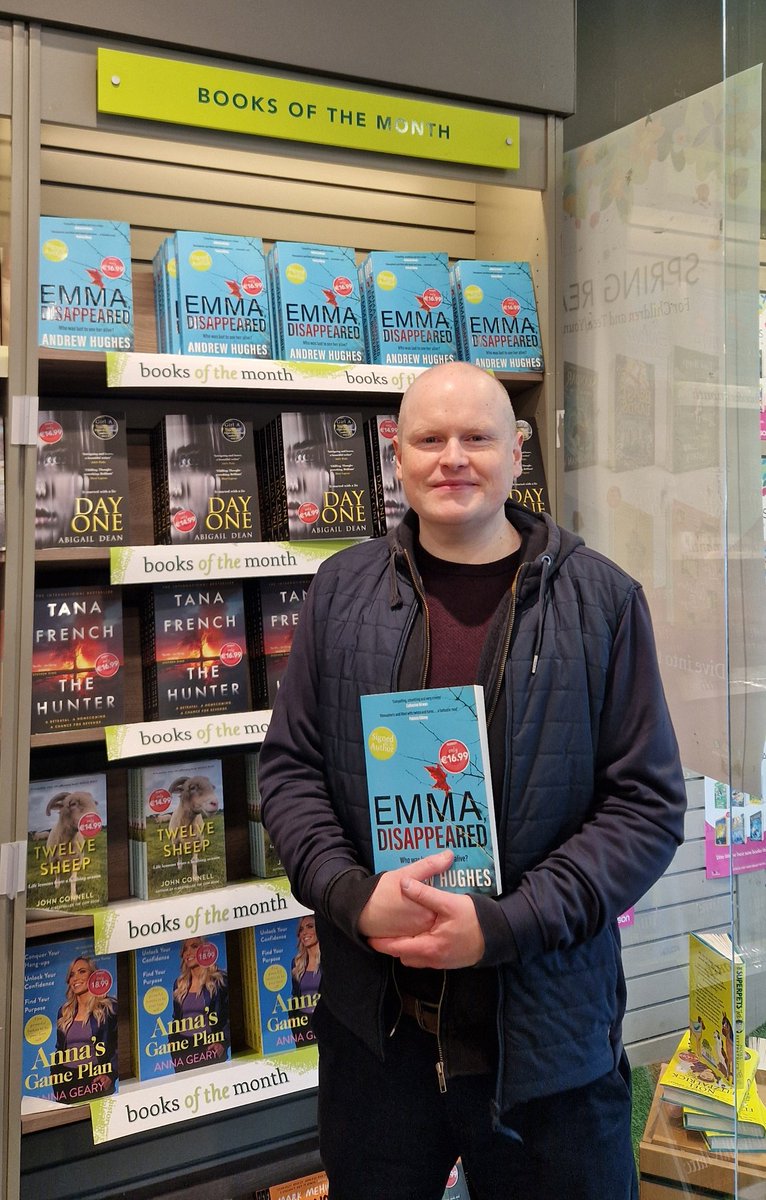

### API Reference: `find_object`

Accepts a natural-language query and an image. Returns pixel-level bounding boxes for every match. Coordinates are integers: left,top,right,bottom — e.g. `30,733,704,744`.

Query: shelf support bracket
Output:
9,394,39,445
0,841,27,899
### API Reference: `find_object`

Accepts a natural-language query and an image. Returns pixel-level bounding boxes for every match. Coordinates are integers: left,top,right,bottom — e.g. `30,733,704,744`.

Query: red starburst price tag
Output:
100,256,125,280
501,297,520,317
439,739,470,773
219,642,243,667
196,943,219,968
242,275,263,295
298,502,320,524
78,811,103,839
173,510,197,533
88,969,113,997
149,789,171,814
421,287,442,309
334,275,353,297
95,652,120,679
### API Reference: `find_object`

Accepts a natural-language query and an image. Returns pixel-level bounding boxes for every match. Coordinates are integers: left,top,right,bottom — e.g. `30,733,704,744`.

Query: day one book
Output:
359,251,457,367
38,216,134,351
267,241,364,363
128,758,226,900
27,772,108,911
359,684,501,895
257,411,373,541
131,934,230,1079
35,409,130,548
363,413,406,535
22,934,118,1109
142,581,252,720
31,584,124,734
451,259,544,372
151,413,259,544
512,416,550,514
172,230,272,358
240,913,322,1055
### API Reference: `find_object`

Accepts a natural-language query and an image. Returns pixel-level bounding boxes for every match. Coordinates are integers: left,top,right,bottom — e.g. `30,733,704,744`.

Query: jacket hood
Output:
385,499,584,594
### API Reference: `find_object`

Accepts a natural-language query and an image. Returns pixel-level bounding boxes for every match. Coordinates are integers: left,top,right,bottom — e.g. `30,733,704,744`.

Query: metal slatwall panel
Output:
40,123,478,266
623,776,733,1066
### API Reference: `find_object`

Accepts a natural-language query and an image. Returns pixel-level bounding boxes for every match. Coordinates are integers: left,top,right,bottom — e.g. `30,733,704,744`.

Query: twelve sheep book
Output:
128,758,227,900
27,772,108,911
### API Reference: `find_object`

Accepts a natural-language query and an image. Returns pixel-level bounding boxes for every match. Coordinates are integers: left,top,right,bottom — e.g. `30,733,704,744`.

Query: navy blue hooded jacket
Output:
259,501,686,1111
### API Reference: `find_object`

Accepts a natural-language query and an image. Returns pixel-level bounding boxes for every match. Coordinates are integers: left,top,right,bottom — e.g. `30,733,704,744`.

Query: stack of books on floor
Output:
658,931,766,1153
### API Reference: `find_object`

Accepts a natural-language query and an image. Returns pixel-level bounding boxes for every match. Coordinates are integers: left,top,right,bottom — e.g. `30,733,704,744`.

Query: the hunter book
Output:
142,581,252,720
38,216,134,351
35,409,130,549
360,684,501,895
31,584,124,734
27,772,108,911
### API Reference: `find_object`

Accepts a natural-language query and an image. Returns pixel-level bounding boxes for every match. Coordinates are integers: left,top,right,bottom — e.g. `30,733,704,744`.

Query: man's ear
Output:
393,436,403,481
511,431,524,481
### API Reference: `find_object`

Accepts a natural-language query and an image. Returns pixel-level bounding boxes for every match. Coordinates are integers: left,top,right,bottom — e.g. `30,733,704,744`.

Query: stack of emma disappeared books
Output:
659,931,766,1152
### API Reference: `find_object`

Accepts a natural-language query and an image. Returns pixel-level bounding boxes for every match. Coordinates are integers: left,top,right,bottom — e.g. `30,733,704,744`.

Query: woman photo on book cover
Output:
166,414,219,537
170,936,230,1073
53,955,118,1104
290,914,322,1046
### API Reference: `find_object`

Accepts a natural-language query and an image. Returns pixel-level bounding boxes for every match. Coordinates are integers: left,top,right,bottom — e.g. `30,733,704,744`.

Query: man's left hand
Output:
366,875,485,968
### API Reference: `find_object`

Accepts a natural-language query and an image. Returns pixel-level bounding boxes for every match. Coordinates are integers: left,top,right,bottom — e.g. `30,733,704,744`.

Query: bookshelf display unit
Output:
1,22,559,1200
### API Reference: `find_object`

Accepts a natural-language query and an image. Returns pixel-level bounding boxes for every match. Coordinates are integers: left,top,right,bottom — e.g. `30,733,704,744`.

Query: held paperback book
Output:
22,935,118,1109
359,685,501,895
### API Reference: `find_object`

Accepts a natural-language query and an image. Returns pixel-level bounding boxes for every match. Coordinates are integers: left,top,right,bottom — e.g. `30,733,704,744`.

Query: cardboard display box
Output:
639,1072,766,1199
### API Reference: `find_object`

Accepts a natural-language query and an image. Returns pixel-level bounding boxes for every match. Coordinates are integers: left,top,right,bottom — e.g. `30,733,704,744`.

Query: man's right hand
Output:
357,850,455,939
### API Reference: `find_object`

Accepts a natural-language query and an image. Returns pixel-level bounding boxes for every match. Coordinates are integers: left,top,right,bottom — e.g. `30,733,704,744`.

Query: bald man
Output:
260,362,685,1200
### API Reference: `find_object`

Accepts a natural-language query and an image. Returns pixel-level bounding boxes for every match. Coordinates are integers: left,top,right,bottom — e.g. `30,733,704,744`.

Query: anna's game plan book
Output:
360,685,500,895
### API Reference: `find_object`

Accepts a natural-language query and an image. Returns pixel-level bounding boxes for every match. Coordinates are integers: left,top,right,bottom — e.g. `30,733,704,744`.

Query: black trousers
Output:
315,1003,638,1200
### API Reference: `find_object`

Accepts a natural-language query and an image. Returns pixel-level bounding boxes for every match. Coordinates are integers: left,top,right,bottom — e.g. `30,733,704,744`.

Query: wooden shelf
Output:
21,1104,90,1136
25,911,94,939
30,728,106,749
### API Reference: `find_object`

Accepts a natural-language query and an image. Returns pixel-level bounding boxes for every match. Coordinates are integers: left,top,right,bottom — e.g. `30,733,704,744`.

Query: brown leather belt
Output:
399,991,440,1035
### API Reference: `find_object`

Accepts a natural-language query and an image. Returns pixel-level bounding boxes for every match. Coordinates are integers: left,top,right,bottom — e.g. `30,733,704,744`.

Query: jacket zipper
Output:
486,563,524,723
401,548,431,687
434,969,448,1093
